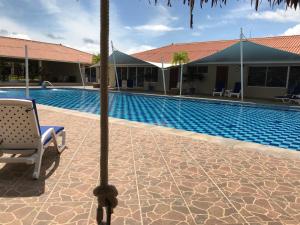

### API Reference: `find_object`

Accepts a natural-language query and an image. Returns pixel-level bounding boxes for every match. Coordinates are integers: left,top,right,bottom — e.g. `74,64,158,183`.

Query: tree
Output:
172,51,189,96
92,54,101,64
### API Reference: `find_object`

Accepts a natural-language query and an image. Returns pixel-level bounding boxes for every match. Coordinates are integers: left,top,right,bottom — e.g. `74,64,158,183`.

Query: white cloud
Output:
108,3,158,54
197,20,230,30
0,1,99,54
124,6,184,36
248,9,300,22
126,45,156,54
127,24,183,32
9,33,31,40
0,16,32,40
191,31,201,37
39,0,61,14
283,24,300,35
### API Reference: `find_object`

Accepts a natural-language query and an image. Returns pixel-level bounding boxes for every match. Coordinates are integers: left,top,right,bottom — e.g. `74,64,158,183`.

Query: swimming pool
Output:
1,88,300,151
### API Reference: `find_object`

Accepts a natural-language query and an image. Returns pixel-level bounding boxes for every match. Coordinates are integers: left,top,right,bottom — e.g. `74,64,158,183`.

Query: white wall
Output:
144,68,169,92
192,65,216,94
181,64,291,99
105,63,295,99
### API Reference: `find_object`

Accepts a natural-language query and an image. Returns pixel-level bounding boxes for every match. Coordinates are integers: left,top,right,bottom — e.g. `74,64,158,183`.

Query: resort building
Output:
100,35,300,99
0,36,94,86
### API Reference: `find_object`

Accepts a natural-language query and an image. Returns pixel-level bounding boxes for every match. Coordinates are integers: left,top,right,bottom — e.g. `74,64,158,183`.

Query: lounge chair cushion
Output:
40,126,64,144
232,82,241,93
214,82,225,92
275,95,293,99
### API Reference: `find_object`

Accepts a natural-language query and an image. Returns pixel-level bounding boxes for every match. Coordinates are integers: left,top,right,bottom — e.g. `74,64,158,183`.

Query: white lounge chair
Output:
289,95,300,104
212,82,225,96
0,98,66,179
228,82,241,98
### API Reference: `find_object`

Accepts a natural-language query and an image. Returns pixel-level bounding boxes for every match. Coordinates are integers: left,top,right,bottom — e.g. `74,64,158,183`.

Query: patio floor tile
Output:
0,106,299,224
141,198,196,225
186,197,245,225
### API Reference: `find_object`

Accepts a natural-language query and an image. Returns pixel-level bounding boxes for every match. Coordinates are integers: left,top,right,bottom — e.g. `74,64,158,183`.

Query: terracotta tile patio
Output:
0,106,300,225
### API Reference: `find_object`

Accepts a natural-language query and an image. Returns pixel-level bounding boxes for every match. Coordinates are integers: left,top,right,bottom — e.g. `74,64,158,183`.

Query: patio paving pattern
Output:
0,106,300,225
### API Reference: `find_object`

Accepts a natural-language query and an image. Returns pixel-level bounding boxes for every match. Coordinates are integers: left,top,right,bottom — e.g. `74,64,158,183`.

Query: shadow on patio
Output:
0,147,61,198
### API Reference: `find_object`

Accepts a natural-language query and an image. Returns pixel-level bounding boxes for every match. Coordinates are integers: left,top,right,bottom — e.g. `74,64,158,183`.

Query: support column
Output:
179,64,183,96
111,41,120,91
240,27,244,101
78,62,86,88
135,67,138,88
11,62,14,80
161,59,166,95
38,60,42,82
286,66,290,89
25,45,29,98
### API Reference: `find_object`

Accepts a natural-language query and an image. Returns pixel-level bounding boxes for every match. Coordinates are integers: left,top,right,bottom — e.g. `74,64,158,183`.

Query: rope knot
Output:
93,184,118,209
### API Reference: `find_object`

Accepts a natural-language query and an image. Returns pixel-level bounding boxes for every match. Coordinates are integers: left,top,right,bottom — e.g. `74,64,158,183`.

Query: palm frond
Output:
172,51,190,65
152,0,299,27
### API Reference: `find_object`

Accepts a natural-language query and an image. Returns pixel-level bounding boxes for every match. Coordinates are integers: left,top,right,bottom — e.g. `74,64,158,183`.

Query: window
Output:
128,67,136,80
120,67,127,80
289,67,300,90
187,66,207,81
248,67,267,86
151,67,158,82
266,67,287,87
188,66,208,75
144,68,152,82
198,66,208,73
137,67,145,87
188,66,197,75
144,67,158,82
248,66,288,87
116,67,121,80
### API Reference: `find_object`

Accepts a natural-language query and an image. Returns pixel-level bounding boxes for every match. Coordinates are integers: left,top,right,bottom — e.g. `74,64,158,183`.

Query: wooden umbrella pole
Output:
93,0,118,224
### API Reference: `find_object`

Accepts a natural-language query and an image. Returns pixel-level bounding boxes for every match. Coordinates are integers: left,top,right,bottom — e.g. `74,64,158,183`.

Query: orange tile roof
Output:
0,36,93,64
132,35,300,63
250,35,300,55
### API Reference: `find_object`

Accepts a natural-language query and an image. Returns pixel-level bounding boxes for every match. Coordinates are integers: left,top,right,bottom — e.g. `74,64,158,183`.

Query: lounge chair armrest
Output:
41,128,56,145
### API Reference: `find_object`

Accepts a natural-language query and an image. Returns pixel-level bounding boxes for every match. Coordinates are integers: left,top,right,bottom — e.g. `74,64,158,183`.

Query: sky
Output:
0,0,299,55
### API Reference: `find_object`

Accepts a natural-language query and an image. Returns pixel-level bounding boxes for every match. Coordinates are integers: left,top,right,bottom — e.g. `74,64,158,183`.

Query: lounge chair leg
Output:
32,146,44,179
50,130,66,154
57,131,66,154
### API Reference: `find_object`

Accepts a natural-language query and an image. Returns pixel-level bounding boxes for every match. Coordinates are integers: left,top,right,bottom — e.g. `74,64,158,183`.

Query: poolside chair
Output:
0,98,66,179
275,85,300,103
228,82,241,98
212,82,225,96
288,95,300,104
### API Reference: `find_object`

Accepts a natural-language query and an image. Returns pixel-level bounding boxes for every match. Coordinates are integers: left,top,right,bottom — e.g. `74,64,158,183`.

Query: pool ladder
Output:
41,81,54,88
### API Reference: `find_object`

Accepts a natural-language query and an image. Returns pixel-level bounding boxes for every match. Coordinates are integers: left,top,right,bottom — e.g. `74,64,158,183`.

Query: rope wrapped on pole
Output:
93,0,118,224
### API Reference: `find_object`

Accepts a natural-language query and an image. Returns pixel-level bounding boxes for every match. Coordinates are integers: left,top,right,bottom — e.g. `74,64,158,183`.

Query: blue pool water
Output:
1,88,300,151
